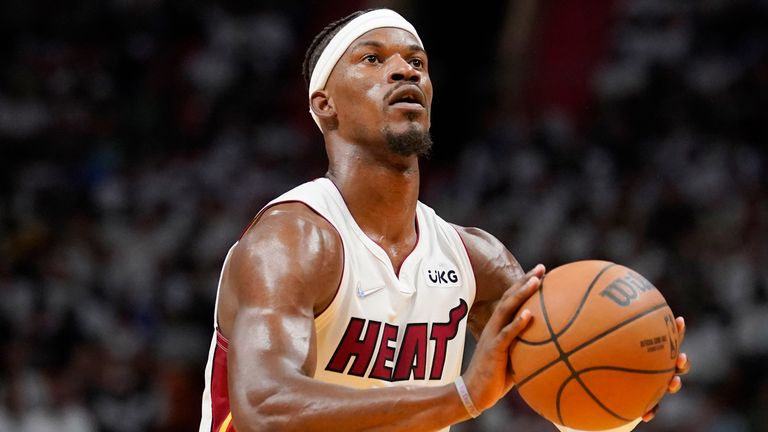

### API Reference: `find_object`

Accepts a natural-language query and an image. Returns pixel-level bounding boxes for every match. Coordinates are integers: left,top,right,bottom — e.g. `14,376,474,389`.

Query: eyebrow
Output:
351,40,427,55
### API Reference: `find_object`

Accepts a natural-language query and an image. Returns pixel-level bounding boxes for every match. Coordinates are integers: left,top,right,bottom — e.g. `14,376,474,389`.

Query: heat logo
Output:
325,299,468,381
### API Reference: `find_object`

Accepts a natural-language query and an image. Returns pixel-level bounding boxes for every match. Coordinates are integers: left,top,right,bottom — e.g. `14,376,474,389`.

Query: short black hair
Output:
302,9,374,90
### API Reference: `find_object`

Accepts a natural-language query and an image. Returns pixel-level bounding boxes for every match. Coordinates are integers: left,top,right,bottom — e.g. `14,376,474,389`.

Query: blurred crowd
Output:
1,1,766,431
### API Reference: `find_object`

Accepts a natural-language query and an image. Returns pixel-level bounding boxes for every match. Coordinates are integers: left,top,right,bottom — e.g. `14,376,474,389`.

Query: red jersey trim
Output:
216,330,229,352
210,332,232,432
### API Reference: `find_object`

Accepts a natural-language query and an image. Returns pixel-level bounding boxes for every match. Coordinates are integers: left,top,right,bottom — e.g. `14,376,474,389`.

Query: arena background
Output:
1,0,766,431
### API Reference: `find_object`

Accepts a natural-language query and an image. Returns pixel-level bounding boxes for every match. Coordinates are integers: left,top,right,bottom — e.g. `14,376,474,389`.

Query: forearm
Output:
230,376,471,432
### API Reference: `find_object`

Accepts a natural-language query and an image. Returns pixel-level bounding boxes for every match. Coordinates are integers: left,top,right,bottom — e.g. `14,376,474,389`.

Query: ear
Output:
310,90,336,124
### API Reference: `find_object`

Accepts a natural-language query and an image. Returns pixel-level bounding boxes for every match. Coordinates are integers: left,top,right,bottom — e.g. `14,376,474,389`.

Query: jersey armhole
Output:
450,225,477,308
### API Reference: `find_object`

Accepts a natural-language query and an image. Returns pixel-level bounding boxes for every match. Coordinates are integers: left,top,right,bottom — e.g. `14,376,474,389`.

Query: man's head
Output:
302,9,433,158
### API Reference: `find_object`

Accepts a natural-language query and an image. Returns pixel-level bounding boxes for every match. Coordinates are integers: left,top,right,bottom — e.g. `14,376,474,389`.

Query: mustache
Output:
383,82,424,102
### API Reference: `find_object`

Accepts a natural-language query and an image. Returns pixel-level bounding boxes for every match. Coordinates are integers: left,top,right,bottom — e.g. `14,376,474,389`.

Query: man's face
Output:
324,27,433,156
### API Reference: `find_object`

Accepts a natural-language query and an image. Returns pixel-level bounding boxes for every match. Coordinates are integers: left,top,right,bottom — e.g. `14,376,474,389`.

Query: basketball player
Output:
199,9,690,432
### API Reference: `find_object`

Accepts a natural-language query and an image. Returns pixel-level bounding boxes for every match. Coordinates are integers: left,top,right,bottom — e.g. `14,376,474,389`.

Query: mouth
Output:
388,85,426,110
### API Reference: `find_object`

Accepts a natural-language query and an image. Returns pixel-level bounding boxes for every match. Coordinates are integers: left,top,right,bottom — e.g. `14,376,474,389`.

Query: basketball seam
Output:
556,263,616,338
517,263,615,345
554,370,648,427
517,357,560,387
517,273,551,345
536,273,666,427
537,282,579,426
516,302,670,388
517,335,552,346
579,364,677,421
577,365,676,375
565,303,669,356
558,365,675,425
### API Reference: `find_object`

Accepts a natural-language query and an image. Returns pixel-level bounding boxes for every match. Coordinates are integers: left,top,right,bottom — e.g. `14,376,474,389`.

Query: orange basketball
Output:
510,260,680,431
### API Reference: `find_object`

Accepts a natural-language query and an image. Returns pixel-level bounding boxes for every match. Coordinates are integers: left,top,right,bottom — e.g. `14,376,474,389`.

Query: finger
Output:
526,263,546,280
512,264,545,287
675,352,690,375
675,316,686,345
667,375,682,394
494,276,540,326
641,404,659,422
498,309,533,347
503,264,544,303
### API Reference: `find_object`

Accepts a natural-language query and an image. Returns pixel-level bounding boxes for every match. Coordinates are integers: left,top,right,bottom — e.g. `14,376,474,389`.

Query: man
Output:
199,9,689,432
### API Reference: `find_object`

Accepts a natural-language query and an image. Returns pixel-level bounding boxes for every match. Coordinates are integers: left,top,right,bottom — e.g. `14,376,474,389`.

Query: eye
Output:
363,54,380,64
409,58,423,68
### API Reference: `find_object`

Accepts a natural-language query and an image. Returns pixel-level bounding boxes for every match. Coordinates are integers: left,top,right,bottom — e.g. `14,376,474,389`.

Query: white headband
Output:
308,9,424,130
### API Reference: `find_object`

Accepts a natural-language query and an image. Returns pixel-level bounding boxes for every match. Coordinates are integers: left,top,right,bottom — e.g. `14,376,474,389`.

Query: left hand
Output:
641,316,691,422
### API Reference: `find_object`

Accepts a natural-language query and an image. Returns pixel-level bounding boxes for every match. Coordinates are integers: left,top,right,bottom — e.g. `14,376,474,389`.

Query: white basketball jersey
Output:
276,178,476,387
200,178,476,432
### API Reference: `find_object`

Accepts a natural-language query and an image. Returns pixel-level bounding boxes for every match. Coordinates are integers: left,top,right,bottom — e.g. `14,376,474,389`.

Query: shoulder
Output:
451,224,524,302
451,225,518,271
452,225,504,252
241,201,341,246
234,202,343,284
218,202,343,335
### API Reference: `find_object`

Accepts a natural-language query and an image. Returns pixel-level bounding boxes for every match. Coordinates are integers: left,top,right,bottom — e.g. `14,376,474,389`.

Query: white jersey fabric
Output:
277,178,476,387
200,177,476,432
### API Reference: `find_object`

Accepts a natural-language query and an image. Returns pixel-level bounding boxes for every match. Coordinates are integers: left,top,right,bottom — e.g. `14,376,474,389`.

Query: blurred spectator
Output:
1,1,766,431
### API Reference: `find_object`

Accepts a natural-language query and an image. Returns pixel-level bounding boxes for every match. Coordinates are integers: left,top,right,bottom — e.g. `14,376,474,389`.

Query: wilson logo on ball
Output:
599,271,656,307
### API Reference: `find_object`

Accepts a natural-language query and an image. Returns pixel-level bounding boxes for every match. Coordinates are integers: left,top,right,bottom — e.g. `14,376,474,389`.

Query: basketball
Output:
510,260,680,431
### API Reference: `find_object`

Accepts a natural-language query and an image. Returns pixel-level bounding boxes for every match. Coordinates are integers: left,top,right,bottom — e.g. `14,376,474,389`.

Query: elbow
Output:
230,387,302,432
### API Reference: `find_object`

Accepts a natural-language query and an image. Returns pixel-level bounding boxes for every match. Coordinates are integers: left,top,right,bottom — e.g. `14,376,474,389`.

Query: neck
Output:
325,136,420,248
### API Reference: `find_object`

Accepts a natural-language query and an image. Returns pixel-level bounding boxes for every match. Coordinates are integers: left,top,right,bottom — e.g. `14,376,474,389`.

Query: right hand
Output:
461,264,545,413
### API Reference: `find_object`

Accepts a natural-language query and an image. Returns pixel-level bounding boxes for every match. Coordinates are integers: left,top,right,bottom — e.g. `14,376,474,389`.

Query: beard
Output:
383,124,433,158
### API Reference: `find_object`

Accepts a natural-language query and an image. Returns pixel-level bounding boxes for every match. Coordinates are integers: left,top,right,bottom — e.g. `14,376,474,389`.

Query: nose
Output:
388,55,421,83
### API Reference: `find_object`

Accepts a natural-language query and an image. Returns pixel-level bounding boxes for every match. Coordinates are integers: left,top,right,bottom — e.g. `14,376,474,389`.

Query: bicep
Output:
224,205,342,409
229,303,317,399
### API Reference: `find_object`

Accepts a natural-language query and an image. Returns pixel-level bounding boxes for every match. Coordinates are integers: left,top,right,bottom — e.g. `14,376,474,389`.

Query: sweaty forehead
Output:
344,27,425,56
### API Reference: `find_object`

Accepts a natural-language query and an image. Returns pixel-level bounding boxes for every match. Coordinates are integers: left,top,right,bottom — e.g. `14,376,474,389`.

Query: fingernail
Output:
521,309,531,320
527,277,539,287
670,377,682,393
